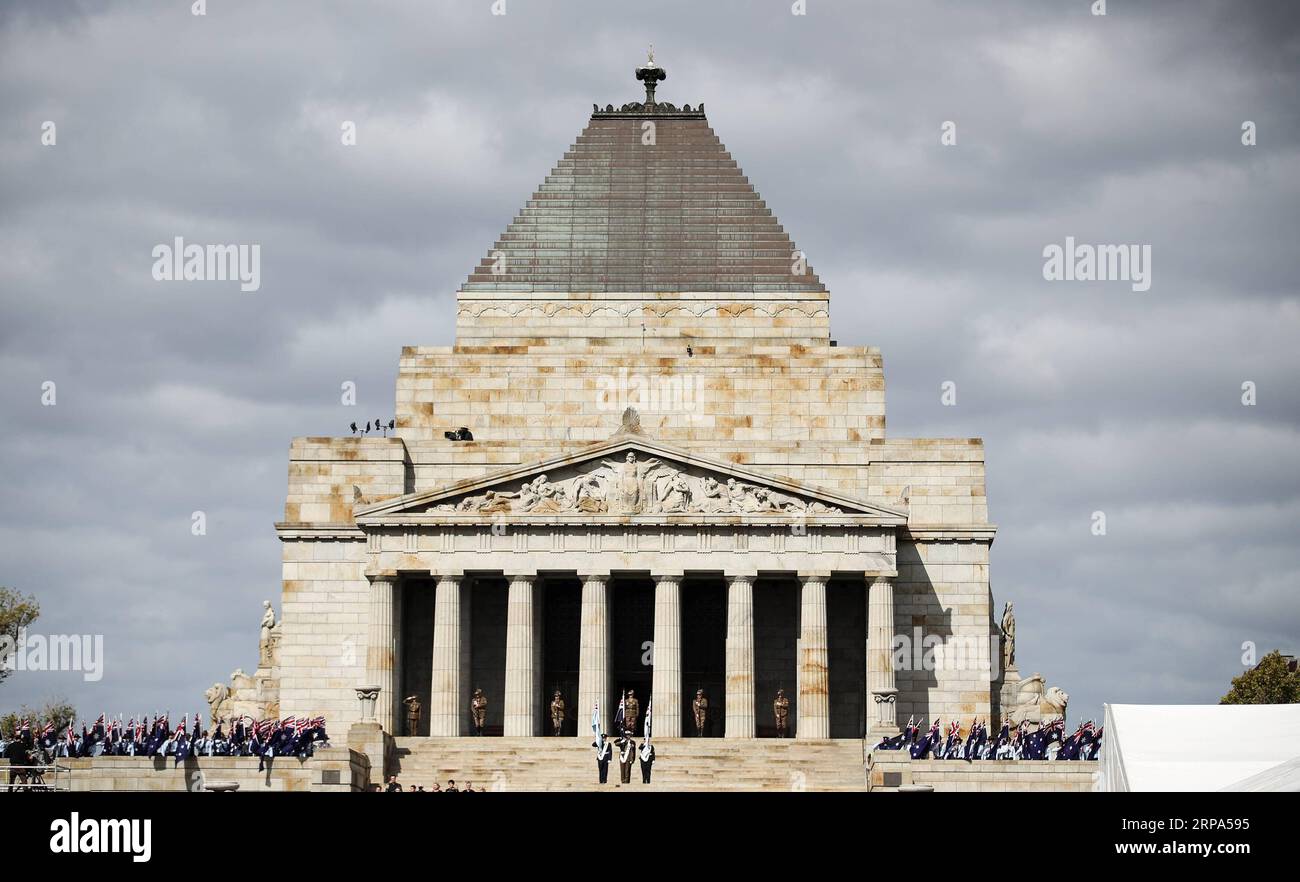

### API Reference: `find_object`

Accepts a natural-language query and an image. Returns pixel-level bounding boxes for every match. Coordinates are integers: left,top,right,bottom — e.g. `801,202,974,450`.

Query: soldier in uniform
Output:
692,688,709,737
550,690,566,737
404,695,421,737
624,689,640,736
470,688,487,736
773,688,790,738
593,732,612,783
617,735,635,784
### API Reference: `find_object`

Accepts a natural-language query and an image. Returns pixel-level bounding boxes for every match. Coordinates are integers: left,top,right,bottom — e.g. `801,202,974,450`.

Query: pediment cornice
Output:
354,434,906,526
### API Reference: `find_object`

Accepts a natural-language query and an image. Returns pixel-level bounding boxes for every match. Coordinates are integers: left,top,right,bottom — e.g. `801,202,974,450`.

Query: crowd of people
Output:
2,712,330,783
377,776,485,792
874,717,1103,761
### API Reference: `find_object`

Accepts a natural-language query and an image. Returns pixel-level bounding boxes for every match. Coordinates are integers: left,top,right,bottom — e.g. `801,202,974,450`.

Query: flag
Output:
591,700,603,751
613,692,625,734
644,697,653,743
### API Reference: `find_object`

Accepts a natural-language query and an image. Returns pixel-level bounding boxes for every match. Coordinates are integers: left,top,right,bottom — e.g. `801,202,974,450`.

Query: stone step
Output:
390,737,866,791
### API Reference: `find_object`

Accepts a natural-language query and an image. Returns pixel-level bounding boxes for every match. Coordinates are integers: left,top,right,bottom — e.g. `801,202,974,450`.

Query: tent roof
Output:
1102,703,1300,792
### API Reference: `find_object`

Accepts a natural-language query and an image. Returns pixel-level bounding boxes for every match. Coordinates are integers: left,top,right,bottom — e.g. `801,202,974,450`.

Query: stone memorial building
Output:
273,60,999,748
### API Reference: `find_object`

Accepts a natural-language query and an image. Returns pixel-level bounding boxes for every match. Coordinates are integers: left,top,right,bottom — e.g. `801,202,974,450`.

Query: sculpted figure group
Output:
431,452,842,517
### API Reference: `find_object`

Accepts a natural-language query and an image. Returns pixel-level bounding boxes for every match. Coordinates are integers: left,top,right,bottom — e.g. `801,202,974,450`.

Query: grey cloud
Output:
1,0,1297,728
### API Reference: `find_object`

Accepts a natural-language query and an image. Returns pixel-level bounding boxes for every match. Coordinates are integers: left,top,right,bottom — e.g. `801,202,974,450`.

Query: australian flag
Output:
910,719,941,759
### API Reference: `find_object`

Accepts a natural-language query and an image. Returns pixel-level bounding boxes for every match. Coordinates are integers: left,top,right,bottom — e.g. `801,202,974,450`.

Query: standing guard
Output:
692,688,709,737
550,690,566,737
470,688,488,736
773,689,790,738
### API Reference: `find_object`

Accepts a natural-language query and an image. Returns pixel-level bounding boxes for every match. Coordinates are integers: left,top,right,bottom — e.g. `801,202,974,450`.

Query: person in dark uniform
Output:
593,732,612,783
638,738,655,783
617,735,635,784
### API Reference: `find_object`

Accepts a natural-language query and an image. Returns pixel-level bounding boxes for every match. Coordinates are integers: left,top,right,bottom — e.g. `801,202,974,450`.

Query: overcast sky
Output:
1,0,1297,728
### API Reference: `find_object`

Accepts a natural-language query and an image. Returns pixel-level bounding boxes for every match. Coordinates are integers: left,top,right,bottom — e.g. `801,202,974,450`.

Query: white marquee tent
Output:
1101,703,1300,792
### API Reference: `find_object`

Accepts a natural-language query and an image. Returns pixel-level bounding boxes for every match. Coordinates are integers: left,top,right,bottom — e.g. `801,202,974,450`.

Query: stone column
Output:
650,573,682,737
532,580,546,736
797,573,830,740
365,577,399,733
867,574,900,735
725,574,756,738
504,574,538,736
430,573,467,736
576,573,610,738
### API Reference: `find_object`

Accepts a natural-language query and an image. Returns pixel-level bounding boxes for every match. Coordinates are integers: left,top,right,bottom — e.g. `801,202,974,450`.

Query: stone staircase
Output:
391,737,866,792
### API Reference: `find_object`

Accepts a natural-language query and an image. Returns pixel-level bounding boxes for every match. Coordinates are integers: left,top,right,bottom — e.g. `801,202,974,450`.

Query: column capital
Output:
505,572,537,585
869,573,894,588
797,571,832,585
577,572,610,585
651,572,684,585
430,570,466,582
724,572,758,585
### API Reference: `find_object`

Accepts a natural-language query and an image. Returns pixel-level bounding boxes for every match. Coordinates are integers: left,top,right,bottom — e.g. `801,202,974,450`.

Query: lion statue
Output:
204,682,230,727
1042,686,1069,723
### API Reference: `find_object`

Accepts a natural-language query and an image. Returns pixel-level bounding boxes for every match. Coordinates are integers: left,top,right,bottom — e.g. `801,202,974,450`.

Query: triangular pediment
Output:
355,436,906,523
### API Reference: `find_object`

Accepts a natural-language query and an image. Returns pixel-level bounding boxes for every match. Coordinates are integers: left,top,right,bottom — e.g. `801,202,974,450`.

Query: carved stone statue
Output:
470,688,487,736
259,600,277,667
1005,673,1068,727
619,406,642,435
204,683,230,728
550,691,566,736
692,689,709,737
1000,601,1016,671
404,695,422,736
773,689,790,738
1041,686,1069,725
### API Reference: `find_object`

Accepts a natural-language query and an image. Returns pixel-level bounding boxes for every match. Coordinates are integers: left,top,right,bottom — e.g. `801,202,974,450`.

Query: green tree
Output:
1221,650,1300,704
1,698,77,739
0,586,40,685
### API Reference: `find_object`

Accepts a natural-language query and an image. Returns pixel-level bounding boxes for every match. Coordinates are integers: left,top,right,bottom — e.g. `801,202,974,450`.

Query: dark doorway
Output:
754,575,799,737
611,575,654,736
828,576,867,737
400,578,436,736
542,576,581,736
681,575,726,736
469,577,507,736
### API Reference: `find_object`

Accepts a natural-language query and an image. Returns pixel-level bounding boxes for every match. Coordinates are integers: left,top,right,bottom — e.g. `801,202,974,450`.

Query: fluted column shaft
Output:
650,574,682,737
868,574,900,735
504,574,539,736
725,574,756,738
577,574,610,738
797,573,830,740
365,577,399,733
430,573,467,736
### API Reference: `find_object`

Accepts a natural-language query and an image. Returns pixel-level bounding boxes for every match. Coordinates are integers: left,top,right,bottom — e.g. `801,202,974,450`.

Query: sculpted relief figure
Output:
574,473,607,512
697,477,728,513
602,451,663,514
425,452,843,518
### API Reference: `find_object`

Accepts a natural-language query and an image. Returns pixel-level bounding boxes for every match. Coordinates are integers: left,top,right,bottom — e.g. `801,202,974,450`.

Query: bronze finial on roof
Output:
635,45,666,107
